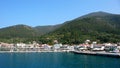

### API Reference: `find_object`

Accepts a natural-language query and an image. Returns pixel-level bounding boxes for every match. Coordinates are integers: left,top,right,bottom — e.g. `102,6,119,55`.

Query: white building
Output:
16,43,26,48
53,43,62,51
92,45,104,51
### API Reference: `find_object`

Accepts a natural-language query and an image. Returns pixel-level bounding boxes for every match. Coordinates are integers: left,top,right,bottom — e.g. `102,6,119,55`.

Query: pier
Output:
72,51,120,58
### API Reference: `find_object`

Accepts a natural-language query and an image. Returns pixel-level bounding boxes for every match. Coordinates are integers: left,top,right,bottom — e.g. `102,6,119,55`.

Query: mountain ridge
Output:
0,11,120,44
42,11,120,44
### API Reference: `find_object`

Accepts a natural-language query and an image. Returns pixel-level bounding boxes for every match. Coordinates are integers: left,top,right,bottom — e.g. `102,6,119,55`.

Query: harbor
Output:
0,41,120,58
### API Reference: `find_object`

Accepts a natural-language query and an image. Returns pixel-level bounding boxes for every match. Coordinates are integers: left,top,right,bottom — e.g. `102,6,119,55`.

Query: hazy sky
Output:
0,0,120,28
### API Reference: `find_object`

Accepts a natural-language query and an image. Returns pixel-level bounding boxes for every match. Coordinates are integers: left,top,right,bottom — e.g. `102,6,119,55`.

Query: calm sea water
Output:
0,52,120,68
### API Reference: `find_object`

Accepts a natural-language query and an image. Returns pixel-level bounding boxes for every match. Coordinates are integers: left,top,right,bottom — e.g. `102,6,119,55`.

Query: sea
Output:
0,52,120,68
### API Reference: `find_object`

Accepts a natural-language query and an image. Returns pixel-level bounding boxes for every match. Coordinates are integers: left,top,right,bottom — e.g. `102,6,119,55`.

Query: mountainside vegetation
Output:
0,11,120,44
34,24,62,35
39,11,120,44
0,25,38,43
0,24,62,43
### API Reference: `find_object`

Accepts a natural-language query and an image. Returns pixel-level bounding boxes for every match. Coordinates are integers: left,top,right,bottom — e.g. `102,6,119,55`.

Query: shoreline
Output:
0,51,69,53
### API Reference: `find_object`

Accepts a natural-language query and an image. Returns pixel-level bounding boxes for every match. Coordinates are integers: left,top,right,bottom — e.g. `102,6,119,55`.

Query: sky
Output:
0,0,120,28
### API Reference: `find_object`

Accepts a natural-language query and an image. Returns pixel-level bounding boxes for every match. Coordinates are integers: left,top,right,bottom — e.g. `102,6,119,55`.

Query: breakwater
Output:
72,51,120,58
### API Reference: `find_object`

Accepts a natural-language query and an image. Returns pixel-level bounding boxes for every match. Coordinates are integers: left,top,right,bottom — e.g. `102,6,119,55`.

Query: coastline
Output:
0,51,69,53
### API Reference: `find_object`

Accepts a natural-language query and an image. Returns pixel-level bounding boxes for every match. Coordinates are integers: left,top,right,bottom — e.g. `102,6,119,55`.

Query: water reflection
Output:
0,52,120,68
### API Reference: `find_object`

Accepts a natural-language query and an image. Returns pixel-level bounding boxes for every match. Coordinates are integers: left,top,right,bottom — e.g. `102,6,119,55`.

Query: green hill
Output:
0,24,38,43
41,11,120,44
0,24,62,43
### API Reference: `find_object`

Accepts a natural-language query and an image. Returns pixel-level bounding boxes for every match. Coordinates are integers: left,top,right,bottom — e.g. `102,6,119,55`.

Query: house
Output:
53,43,62,51
76,44,88,51
68,46,74,51
92,45,104,51
43,44,51,51
16,43,26,48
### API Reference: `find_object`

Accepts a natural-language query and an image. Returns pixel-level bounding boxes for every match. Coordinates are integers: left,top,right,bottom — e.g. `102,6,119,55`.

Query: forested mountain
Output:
76,11,114,19
41,11,120,44
0,25,36,38
0,11,120,44
0,24,62,43
0,25,38,43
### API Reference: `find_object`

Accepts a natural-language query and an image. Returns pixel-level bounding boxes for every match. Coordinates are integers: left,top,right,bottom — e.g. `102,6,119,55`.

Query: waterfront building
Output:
0,43,14,51
53,43,62,51
104,43,118,52
92,45,105,51
78,45,88,51
67,45,75,51
43,44,51,51
16,43,26,48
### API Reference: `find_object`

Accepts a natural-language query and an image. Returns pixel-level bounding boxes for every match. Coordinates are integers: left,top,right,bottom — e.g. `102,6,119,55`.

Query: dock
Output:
72,51,120,58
